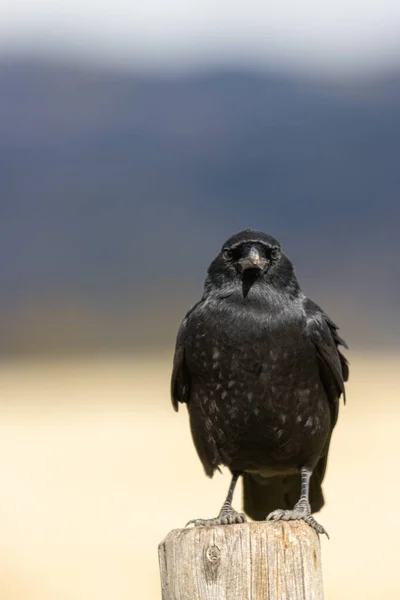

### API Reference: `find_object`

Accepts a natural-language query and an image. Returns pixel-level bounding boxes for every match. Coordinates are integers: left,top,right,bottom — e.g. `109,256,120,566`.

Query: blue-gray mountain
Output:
1,60,399,352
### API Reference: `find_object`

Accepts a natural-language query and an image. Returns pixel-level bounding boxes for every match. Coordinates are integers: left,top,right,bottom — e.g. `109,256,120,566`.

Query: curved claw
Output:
303,515,330,539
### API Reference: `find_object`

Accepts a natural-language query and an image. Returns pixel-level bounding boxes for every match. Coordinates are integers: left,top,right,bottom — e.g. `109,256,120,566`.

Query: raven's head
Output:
205,229,300,299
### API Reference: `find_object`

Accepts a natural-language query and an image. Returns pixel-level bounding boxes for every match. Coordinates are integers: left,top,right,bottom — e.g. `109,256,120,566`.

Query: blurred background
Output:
1,1,400,598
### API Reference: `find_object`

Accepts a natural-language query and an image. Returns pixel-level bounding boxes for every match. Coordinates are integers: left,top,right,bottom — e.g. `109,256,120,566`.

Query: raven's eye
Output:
222,249,233,261
270,246,280,260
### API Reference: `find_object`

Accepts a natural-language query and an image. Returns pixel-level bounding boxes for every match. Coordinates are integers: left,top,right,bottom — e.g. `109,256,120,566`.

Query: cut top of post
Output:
159,520,324,600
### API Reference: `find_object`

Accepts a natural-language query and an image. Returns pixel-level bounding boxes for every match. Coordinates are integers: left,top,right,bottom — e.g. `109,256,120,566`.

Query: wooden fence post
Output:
158,521,323,600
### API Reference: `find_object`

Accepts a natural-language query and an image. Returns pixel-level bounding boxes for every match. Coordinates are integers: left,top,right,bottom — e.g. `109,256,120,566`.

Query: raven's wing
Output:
171,319,191,412
304,297,349,428
171,300,203,411
171,302,222,476
304,297,349,502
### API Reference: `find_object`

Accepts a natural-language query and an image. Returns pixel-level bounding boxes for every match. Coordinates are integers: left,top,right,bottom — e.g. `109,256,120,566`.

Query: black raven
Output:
171,229,348,535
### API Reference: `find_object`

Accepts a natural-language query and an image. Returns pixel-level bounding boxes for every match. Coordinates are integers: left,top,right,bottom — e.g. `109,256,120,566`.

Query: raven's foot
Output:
186,506,247,527
266,499,329,538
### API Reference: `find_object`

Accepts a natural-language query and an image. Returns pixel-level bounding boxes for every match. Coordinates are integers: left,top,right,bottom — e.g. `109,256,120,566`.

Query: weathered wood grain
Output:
158,521,323,600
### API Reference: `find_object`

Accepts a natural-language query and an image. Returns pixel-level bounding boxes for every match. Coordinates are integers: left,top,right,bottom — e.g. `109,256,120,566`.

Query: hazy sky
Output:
2,1,400,75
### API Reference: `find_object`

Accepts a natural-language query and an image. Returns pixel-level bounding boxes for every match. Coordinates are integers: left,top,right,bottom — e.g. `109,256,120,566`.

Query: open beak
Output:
238,246,267,272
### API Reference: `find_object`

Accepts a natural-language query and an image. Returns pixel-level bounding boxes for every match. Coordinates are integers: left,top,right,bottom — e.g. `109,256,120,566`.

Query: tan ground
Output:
0,353,398,599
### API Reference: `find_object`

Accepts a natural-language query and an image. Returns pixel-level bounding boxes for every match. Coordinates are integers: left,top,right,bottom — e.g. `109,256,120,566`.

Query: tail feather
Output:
242,463,325,520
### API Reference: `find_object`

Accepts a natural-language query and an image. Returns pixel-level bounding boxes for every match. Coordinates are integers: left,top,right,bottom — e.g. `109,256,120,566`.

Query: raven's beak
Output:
238,246,267,272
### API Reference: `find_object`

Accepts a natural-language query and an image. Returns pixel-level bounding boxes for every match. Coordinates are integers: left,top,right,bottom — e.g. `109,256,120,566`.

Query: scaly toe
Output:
185,518,219,527
186,509,246,527
266,509,329,538
266,509,287,521
216,507,247,525
303,515,329,538
225,511,246,524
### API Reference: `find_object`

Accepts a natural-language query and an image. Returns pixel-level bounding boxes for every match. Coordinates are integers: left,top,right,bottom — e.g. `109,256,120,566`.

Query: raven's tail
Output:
242,463,325,520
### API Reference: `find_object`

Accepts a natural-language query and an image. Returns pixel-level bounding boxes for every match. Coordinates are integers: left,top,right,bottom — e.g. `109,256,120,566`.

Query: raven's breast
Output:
186,311,331,475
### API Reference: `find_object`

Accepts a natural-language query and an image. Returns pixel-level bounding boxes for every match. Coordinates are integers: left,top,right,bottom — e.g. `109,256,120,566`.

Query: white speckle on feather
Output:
228,380,235,389
221,391,228,399
305,417,313,428
212,348,220,359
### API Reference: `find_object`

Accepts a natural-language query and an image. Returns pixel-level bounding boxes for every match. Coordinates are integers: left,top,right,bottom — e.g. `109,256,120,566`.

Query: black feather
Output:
170,229,349,519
